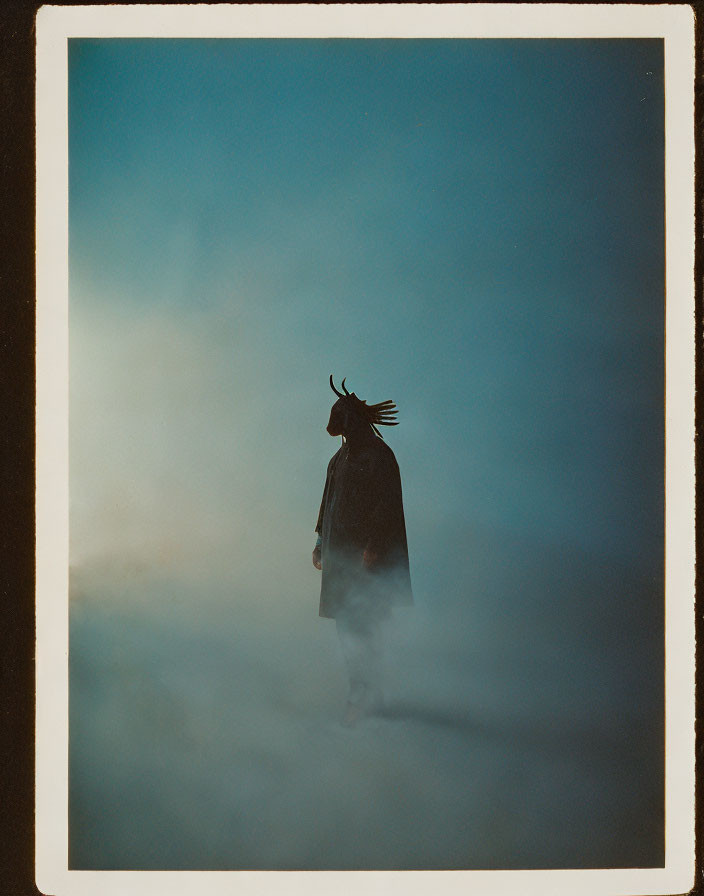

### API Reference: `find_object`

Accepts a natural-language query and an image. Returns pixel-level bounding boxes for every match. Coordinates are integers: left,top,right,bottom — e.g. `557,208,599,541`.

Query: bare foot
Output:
368,689,386,716
341,700,367,728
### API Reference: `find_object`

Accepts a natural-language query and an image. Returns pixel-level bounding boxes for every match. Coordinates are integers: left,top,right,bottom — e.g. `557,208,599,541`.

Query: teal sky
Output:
69,38,664,593
67,37,666,871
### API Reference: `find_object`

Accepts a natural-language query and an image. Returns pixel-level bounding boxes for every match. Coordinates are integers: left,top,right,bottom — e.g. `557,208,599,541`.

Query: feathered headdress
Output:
330,375,399,439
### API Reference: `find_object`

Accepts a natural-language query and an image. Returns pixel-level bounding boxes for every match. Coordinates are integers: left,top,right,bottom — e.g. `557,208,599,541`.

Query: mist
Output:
69,530,663,869
68,38,664,869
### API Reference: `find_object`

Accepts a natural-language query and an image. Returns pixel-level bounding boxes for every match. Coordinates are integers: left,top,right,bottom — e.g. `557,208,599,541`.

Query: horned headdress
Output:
330,375,399,440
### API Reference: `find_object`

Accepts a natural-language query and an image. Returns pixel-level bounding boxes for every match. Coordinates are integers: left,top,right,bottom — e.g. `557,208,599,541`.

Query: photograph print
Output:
35,4,695,891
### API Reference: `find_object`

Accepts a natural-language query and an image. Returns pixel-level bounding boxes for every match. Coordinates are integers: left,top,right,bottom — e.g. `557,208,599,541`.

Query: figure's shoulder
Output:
327,447,343,470
369,437,399,470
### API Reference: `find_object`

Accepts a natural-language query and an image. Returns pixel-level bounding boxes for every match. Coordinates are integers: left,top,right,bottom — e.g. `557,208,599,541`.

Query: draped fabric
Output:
316,437,413,620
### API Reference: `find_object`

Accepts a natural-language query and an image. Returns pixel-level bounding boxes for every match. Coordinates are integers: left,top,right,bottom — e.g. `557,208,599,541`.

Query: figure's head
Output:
327,376,399,439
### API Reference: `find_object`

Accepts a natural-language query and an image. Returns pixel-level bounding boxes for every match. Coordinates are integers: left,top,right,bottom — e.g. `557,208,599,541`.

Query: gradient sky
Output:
67,37,666,871
69,38,664,592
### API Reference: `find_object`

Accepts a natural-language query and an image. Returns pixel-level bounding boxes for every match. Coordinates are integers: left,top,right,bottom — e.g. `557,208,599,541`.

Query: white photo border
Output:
35,5,696,895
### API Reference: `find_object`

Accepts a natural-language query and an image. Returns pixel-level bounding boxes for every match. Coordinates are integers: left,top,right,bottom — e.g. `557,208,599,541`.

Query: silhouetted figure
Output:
313,376,412,726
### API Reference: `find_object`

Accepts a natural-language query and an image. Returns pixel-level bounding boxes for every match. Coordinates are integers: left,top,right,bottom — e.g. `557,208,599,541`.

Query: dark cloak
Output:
316,436,413,620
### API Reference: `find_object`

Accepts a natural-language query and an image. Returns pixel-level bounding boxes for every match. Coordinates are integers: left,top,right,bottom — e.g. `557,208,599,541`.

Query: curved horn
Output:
341,378,351,396
330,375,344,398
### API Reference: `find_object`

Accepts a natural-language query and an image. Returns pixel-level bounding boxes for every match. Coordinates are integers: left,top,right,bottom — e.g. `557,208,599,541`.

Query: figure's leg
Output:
335,614,367,706
336,611,385,725
365,619,385,714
